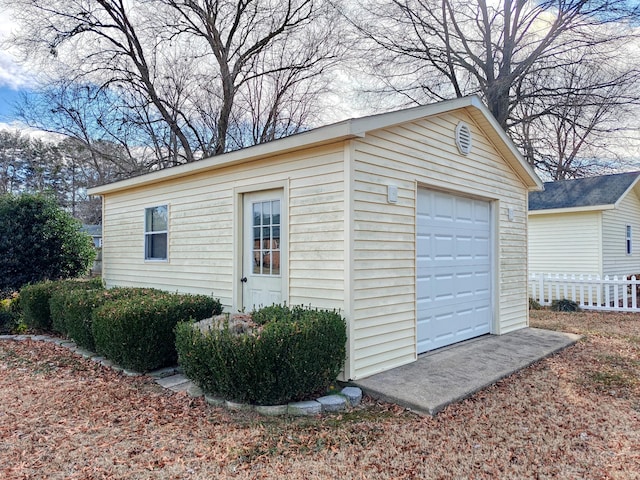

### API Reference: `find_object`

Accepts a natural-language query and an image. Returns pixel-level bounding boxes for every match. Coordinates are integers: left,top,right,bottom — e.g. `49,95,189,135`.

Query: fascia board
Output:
528,204,614,215
465,98,543,191
88,121,360,195
89,94,543,196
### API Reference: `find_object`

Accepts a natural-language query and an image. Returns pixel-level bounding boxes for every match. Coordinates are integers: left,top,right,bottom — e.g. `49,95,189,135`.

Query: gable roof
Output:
89,95,542,196
529,171,640,213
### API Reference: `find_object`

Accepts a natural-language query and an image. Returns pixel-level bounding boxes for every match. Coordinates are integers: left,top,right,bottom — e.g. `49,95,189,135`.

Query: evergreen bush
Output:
20,278,102,331
49,287,161,350
550,298,580,312
175,305,347,405
92,293,221,372
0,193,96,292
0,293,21,334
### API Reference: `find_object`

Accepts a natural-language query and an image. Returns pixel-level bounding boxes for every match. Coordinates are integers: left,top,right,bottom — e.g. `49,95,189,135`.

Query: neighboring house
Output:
81,224,103,276
81,224,103,248
88,95,542,381
528,171,640,278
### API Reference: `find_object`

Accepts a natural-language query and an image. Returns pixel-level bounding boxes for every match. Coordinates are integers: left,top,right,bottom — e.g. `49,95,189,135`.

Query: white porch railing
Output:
529,273,640,312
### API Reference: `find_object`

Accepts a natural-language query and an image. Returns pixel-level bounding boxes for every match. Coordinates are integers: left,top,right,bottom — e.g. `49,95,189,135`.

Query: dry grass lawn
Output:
1,310,639,479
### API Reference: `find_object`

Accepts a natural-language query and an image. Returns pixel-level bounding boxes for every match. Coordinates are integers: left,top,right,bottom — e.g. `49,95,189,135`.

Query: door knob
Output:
240,276,247,283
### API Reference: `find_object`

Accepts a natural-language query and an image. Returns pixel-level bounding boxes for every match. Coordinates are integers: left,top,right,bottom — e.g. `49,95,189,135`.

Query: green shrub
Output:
0,193,96,292
20,278,102,332
550,298,580,312
175,305,347,405
49,287,161,350
0,292,21,334
93,293,221,372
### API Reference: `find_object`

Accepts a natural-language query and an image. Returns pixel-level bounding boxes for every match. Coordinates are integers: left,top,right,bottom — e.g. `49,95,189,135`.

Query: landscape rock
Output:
204,395,225,406
317,394,347,412
256,404,289,416
288,400,322,416
341,387,363,407
187,384,204,398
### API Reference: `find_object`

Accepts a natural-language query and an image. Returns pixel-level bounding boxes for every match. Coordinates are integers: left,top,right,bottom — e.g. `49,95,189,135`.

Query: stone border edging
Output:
0,334,363,416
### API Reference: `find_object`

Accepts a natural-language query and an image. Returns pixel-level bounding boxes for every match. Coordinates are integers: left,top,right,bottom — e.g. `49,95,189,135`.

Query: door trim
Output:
233,181,289,312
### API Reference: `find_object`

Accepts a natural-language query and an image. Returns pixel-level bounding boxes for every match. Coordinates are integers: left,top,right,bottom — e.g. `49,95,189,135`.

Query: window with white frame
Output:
626,224,633,255
145,205,168,260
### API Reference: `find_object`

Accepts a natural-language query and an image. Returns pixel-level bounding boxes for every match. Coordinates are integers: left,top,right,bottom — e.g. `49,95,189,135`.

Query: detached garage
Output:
89,95,542,381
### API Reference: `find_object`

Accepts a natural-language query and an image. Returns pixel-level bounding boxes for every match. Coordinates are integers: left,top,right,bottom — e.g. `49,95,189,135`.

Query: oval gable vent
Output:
455,122,472,155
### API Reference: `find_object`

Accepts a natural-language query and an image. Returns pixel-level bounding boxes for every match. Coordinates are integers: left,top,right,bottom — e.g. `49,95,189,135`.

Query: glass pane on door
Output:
252,200,281,276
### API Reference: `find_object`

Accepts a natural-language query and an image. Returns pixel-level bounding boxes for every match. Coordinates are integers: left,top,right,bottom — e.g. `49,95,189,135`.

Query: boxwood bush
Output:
20,278,103,332
0,293,21,334
175,305,347,405
49,287,162,350
92,293,222,372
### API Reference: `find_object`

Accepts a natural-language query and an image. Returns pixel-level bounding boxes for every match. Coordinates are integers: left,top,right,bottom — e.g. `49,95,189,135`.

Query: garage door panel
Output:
433,193,455,220
434,234,455,259
417,302,491,351
474,202,491,223
456,236,473,258
455,197,473,222
433,274,455,300
417,188,493,354
418,270,491,303
419,231,490,263
473,236,490,257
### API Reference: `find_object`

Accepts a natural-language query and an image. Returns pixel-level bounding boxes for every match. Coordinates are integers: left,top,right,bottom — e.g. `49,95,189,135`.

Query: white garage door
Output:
417,188,492,353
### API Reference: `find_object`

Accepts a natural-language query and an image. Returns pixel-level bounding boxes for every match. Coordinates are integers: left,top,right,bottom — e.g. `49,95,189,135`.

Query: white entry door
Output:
417,188,493,353
242,190,284,310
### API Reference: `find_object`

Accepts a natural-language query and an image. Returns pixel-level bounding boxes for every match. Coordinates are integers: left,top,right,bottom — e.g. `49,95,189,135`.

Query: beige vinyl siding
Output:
98,100,536,381
350,110,530,378
101,144,346,310
528,212,602,276
602,188,640,277
287,158,346,308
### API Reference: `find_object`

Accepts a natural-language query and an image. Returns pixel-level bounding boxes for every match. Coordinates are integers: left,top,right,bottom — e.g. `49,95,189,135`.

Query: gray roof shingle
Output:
529,172,640,211
81,225,102,237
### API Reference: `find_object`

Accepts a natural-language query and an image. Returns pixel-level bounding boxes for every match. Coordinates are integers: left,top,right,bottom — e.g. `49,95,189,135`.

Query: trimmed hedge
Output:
175,305,347,405
20,278,103,332
0,293,21,334
92,293,222,372
49,287,162,350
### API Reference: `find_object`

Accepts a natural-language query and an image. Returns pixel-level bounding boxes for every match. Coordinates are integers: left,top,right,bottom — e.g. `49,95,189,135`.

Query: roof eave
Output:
529,204,615,215
88,121,361,195
89,95,543,196
464,98,543,191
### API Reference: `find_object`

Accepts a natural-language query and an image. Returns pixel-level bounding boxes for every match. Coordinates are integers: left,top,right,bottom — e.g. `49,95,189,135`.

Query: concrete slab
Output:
155,373,190,389
354,327,580,416
148,366,182,379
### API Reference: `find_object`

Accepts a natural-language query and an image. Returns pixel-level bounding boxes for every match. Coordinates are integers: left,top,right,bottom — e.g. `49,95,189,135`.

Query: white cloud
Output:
0,121,65,141
0,10,35,90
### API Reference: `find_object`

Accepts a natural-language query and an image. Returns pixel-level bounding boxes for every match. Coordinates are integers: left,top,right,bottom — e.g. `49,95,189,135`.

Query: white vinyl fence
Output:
529,273,640,312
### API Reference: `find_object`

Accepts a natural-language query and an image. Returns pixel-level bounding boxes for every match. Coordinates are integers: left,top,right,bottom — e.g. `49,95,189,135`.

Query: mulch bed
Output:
1,310,639,479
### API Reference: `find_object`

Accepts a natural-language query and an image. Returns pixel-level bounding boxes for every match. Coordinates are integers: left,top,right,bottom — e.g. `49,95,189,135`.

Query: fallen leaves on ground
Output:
1,310,639,479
